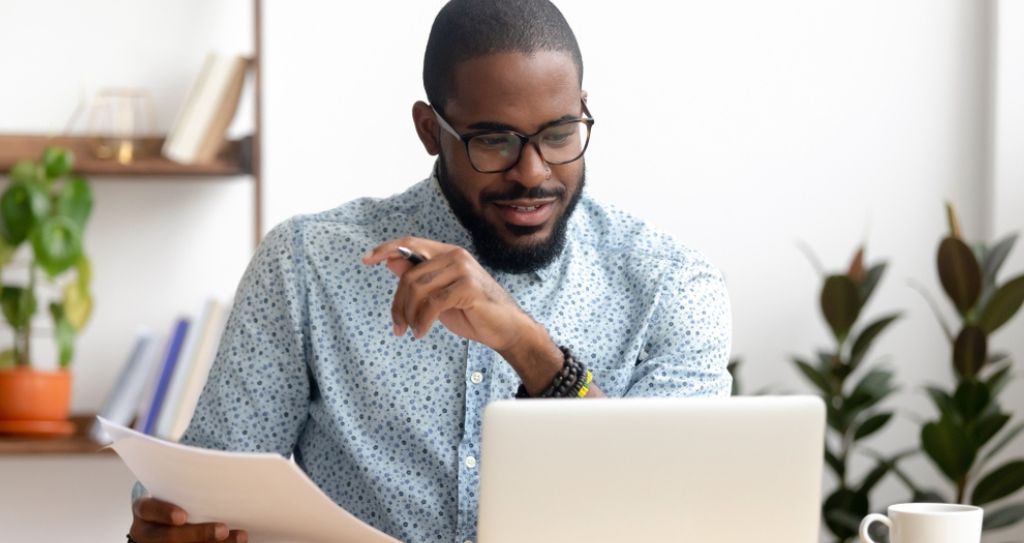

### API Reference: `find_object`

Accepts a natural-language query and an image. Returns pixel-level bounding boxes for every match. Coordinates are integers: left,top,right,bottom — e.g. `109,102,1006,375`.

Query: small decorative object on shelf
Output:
0,146,95,438
80,88,159,164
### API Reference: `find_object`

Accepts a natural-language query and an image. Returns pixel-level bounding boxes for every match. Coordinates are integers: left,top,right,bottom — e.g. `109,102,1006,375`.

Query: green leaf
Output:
983,234,1018,285
62,280,93,332
926,386,960,422
42,146,74,179
727,359,741,396
0,236,14,269
938,237,983,316
823,487,869,539
979,275,1024,335
953,326,988,378
793,357,832,396
972,460,1024,506
75,254,92,291
953,379,992,421
859,263,887,305
55,176,93,231
857,459,892,495
846,367,896,414
821,275,861,342
849,313,901,371
913,489,949,503
825,447,845,479
981,422,1024,468
983,502,1024,531
49,303,75,368
0,349,14,369
986,361,1012,397
30,216,83,277
0,286,37,329
922,416,976,482
854,411,894,441
0,180,51,245
973,413,1010,450
9,159,41,184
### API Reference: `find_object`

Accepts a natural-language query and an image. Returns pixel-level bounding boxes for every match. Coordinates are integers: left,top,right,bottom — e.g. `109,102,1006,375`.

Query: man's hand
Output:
362,237,536,353
131,496,247,543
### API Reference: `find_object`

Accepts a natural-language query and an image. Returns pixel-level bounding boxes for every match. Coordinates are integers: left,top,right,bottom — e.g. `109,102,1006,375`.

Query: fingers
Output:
132,497,247,542
391,258,462,337
130,520,233,542
362,236,449,267
134,497,188,526
411,277,471,338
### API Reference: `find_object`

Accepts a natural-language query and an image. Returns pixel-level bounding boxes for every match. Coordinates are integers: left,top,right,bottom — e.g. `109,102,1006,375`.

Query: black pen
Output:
396,246,427,265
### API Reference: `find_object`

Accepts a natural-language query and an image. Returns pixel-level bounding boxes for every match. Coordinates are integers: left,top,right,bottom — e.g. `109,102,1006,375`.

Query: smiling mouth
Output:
492,199,558,228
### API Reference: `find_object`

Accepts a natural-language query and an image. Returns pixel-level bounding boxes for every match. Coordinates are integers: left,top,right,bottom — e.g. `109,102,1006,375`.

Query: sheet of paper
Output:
99,417,400,543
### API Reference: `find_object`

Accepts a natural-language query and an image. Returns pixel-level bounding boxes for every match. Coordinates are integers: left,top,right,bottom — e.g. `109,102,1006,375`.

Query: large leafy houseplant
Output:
0,146,93,428
911,204,1024,531
793,245,903,542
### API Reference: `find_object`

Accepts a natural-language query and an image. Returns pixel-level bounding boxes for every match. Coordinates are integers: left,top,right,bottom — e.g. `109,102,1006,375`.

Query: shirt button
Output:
465,455,477,469
464,540,473,543
470,371,484,384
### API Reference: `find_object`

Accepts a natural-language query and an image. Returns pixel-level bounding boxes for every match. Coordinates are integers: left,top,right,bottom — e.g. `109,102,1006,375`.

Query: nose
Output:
504,142,548,188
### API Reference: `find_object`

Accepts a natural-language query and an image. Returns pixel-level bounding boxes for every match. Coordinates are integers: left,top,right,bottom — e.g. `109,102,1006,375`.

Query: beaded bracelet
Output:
515,346,589,399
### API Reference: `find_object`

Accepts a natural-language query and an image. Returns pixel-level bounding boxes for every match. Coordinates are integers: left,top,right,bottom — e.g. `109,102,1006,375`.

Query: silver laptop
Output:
476,396,825,543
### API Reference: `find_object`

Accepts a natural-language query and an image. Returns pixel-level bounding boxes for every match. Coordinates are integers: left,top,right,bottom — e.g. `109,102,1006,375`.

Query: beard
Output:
436,157,585,274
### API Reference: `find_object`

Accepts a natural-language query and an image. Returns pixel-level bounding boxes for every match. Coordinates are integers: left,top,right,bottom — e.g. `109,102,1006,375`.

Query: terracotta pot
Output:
0,367,73,421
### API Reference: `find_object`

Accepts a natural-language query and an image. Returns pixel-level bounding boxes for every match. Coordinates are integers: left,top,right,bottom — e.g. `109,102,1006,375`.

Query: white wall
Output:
262,1,1023,541
2,0,1023,541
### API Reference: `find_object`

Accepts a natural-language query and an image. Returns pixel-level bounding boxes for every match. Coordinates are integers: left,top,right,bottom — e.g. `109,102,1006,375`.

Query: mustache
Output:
480,185,566,204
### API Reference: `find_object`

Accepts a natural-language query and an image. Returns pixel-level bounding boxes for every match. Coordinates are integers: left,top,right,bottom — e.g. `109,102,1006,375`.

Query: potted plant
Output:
0,146,94,436
906,204,1024,532
793,244,904,542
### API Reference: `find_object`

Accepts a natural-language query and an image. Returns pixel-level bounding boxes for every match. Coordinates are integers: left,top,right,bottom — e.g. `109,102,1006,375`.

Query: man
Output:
129,1,731,542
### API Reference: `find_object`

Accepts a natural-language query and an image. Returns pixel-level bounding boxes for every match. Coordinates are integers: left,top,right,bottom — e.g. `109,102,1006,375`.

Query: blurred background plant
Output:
793,244,903,542
0,146,94,369
906,204,1024,532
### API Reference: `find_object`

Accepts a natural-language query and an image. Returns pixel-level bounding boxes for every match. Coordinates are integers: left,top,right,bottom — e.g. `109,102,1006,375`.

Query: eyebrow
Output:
467,114,579,133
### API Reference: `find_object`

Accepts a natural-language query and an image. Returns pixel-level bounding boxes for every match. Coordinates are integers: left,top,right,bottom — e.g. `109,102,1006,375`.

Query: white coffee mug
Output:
859,503,983,543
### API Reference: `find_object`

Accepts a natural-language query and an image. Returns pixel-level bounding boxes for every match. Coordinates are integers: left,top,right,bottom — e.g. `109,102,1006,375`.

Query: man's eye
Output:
475,136,513,147
543,131,574,145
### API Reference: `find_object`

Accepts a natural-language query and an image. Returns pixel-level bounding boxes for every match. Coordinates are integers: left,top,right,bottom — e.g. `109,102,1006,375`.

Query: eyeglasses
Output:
432,101,595,174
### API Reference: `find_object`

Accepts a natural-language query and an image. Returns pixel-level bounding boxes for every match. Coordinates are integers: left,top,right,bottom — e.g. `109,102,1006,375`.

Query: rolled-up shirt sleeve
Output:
625,256,733,398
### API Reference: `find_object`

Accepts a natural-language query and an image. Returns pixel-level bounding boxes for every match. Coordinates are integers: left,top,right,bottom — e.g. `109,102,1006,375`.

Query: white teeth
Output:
509,205,539,212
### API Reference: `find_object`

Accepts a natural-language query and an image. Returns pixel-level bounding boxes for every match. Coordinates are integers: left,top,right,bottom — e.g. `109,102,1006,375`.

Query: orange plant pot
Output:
0,367,73,422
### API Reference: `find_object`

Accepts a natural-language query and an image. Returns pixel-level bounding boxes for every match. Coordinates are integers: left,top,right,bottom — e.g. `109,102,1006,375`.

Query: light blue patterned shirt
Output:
178,172,732,542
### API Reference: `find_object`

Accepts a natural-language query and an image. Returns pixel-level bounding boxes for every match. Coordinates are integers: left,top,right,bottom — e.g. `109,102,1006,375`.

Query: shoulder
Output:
570,194,722,286
261,180,432,255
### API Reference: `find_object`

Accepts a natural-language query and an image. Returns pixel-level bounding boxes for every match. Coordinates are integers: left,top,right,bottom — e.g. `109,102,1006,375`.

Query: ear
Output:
412,101,441,156
581,89,588,104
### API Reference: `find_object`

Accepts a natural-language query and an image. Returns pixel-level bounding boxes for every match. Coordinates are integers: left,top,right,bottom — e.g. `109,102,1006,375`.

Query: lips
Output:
492,199,557,227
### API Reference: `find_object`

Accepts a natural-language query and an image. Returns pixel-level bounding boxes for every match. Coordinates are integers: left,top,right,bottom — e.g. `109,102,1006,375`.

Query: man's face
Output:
431,51,586,274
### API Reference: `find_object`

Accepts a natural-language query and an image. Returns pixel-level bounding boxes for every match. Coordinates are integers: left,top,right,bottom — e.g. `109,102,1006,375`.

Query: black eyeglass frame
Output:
432,100,595,174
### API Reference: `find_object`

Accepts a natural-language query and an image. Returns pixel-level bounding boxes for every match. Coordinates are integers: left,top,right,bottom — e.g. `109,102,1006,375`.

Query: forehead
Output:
445,50,581,131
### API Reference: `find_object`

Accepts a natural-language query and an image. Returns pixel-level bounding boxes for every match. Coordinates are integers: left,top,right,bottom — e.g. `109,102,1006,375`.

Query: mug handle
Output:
859,513,892,543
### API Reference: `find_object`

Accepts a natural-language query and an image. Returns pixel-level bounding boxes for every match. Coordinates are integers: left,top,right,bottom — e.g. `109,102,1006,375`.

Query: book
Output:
153,299,217,439
163,53,249,164
140,318,190,435
154,298,228,440
167,298,229,441
89,328,161,443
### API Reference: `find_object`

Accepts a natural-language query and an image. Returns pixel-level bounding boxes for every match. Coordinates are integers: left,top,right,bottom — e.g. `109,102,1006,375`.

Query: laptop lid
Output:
477,396,825,543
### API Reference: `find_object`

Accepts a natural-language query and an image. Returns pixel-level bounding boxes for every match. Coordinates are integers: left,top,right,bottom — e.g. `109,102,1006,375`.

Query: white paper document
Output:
98,417,400,543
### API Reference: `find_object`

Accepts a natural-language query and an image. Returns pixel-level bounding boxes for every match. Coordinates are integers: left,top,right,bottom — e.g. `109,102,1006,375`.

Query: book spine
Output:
142,318,190,435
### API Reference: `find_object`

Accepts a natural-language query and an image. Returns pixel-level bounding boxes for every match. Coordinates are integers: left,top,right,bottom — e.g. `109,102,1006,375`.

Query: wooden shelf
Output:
0,134,252,178
0,415,113,455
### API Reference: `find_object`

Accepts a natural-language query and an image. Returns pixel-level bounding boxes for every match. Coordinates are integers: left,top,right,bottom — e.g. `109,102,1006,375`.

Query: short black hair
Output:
423,0,584,114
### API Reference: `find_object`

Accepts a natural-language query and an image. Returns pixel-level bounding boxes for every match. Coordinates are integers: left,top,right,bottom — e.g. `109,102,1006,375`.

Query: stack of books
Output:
91,298,230,443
